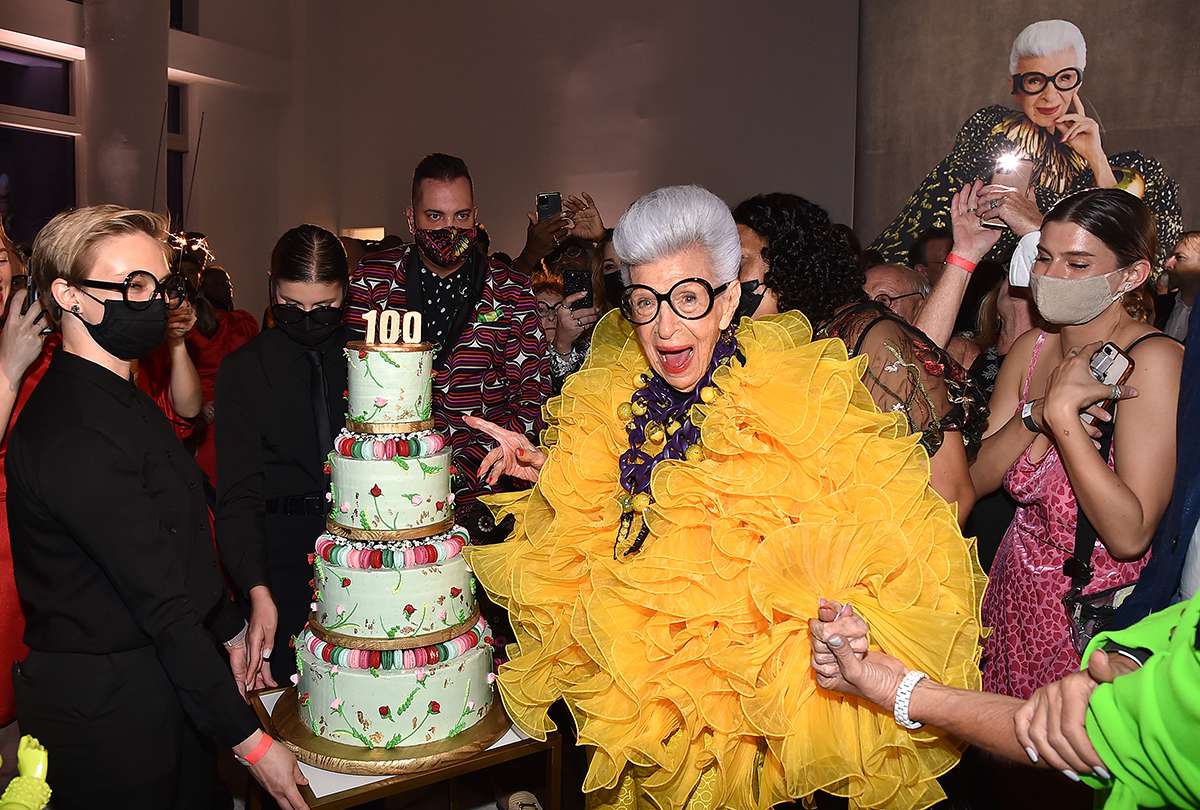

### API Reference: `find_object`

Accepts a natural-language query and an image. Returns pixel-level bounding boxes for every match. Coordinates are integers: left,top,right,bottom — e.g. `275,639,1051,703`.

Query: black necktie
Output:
305,349,334,461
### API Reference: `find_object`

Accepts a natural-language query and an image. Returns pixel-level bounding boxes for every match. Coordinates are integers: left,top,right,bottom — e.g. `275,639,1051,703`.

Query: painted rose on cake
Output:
328,448,452,534
345,344,434,427
295,622,494,748
312,550,478,640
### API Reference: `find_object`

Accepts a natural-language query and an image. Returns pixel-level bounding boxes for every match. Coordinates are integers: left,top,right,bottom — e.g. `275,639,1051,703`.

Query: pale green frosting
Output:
329,450,452,533
345,347,433,424
313,554,477,640
296,643,493,748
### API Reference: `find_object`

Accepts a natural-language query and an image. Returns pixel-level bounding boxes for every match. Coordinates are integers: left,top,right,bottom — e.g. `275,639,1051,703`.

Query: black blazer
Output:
5,349,258,748
214,326,347,595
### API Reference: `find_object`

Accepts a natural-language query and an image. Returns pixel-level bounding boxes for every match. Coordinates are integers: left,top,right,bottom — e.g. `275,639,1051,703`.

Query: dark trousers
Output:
264,513,325,683
13,646,217,810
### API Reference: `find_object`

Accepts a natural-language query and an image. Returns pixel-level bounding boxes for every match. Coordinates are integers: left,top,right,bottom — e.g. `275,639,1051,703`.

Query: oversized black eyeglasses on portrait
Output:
620,277,730,325
1011,67,1082,95
77,270,188,310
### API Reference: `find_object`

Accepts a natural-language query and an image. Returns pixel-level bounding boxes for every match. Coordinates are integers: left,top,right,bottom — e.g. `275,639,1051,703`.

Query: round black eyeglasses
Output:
78,270,188,311
620,277,731,325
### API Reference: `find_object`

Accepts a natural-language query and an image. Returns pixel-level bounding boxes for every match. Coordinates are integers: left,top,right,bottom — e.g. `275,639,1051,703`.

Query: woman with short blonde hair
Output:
8,205,308,809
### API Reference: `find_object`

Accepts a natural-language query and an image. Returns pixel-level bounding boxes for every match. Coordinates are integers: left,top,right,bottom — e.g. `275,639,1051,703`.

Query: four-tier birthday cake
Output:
293,338,495,751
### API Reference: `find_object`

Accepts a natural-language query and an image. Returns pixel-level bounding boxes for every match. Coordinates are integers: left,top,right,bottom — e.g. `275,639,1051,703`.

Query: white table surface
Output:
261,690,529,798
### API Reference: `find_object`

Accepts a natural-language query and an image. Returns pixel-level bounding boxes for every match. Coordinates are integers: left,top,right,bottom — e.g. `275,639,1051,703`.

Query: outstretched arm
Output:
810,606,1029,763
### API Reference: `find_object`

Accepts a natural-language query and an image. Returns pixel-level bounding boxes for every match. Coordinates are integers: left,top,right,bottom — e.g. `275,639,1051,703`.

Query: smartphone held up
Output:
981,152,1035,230
536,191,562,223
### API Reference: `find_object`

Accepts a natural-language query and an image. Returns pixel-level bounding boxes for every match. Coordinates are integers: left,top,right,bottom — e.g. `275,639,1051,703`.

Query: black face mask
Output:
73,294,168,361
603,272,625,311
734,280,765,322
272,304,344,347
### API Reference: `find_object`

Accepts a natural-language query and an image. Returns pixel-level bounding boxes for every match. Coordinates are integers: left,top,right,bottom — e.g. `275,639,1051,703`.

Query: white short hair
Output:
1010,20,1087,74
613,185,740,286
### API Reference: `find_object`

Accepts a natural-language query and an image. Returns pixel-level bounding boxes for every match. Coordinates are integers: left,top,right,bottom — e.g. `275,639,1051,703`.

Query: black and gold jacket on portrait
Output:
870,105,1182,269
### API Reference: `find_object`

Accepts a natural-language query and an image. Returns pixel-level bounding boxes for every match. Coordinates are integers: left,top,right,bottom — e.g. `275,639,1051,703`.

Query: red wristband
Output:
244,733,273,765
945,253,977,274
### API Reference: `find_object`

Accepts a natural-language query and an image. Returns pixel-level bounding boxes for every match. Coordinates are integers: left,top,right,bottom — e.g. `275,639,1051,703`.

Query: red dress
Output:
186,309,258,484
981,332,1150,698
136,344,197,442
0,335,58,725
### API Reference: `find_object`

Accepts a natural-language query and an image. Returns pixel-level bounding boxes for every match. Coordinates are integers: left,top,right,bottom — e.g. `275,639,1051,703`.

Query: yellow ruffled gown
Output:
465,311,985,810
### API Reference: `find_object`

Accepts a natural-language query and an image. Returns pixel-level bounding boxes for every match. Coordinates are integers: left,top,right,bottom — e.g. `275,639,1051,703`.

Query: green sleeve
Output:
1080,598,1200,809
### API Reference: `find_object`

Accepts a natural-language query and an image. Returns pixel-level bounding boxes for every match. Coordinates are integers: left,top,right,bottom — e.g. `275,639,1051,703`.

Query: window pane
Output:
168,150,185,231
0,126,75,247
0,47,71,115
167,84,183,135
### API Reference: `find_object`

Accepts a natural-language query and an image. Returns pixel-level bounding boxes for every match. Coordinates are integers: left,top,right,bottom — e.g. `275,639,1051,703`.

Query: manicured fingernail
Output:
1094,767,1111,781
827,635,844,647
516,448,525,457
263,649,272,659
1061,769,1080,782
1024,746,1038,763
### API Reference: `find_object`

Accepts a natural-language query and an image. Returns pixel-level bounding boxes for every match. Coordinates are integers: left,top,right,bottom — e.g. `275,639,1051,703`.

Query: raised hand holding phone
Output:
1043,341,1138,437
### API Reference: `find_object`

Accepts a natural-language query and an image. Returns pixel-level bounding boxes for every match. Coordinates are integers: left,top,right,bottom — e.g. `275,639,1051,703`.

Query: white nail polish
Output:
1094,766,1111,781
1024,746,1038,763
1062,769,1080,782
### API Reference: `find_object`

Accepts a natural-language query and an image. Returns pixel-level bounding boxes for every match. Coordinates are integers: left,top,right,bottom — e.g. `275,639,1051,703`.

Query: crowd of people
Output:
0,15,1196,810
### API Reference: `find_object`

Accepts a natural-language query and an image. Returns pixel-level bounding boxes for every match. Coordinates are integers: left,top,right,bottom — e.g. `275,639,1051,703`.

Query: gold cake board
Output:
325,514,456,542
269,688,510,776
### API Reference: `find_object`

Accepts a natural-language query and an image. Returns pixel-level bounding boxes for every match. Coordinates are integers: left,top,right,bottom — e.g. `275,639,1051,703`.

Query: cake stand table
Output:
249,688,563,810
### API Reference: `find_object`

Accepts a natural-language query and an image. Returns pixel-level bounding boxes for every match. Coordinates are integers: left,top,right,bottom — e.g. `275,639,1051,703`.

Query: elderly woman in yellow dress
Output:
465,185,984,810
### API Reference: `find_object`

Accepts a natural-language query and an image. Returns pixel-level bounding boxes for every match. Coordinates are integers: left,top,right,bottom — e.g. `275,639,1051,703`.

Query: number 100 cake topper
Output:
363,309,423,345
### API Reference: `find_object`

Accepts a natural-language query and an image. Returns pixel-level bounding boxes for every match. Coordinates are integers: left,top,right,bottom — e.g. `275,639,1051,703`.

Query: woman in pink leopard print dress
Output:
967,189,1183,698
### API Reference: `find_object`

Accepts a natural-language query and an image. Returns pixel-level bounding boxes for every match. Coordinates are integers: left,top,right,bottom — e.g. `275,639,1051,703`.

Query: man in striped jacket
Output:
344,153,550,540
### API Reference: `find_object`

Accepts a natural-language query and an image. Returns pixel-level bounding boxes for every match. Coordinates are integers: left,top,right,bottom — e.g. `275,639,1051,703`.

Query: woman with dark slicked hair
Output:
970,188,1183,700
214,224,350,692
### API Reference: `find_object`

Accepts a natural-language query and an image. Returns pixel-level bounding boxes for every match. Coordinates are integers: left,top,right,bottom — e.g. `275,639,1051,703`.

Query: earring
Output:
71,305,80,314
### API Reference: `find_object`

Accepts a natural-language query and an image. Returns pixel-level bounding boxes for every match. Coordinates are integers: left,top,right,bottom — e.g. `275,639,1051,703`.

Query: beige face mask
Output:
1029,267,1128,325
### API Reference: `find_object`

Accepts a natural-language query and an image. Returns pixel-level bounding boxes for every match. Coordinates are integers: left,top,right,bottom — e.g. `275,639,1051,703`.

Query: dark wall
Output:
331,0,861,256
855,0,1200,247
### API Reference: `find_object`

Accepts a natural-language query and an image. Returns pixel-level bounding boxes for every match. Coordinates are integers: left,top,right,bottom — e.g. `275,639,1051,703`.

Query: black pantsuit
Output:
215,326,347,682
5,350,258,809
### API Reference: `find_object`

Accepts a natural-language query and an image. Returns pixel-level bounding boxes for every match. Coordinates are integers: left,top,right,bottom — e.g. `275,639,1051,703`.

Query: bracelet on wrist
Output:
945,253,978,274
893,671,928,730
236,733,274,766
1021,400,1041,434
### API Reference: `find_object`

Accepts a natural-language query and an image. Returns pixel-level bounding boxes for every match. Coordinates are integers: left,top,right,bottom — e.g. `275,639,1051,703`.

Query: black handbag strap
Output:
1066,331,1177,590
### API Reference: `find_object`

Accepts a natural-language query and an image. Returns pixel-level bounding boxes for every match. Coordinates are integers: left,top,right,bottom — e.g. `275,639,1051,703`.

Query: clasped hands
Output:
808,599,1133,780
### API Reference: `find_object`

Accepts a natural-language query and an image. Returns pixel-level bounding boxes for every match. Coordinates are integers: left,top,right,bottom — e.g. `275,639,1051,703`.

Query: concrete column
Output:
81,0,169,211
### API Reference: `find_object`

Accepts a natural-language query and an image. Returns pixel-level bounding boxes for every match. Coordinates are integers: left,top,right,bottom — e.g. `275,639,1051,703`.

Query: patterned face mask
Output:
414,226,478,268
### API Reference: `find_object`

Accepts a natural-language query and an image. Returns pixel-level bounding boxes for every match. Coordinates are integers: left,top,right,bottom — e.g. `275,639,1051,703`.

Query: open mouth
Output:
1036,105,1060,118
657,346,694,376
